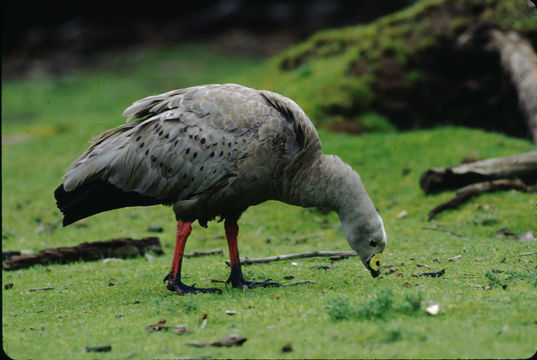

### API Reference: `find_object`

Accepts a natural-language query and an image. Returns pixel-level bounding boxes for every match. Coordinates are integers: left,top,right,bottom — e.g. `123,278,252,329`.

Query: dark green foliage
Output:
398,292,424,314
325,297,355,321
180,297,200,313
485,270,504,288
355,289,395,321
385,325,403,343
326,289,423,322
504,270,537,287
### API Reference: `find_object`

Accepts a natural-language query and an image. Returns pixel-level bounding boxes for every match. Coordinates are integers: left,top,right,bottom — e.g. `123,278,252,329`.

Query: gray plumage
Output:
57,83,386,274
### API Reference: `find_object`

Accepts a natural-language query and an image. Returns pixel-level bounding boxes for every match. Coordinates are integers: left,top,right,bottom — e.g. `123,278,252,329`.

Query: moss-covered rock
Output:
255,0,537,137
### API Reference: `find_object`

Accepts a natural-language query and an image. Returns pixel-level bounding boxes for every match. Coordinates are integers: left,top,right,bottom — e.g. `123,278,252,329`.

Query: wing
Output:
62,84,260,203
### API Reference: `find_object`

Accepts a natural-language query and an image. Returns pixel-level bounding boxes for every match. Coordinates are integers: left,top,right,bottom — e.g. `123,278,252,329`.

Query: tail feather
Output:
54,181,161,226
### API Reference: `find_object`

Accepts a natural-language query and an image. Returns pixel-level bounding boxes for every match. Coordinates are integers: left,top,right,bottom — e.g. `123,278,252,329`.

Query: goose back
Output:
59,84,321,226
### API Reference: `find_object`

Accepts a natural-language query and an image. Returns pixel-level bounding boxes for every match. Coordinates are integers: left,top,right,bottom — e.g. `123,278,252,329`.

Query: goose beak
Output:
367,253,383,278
370,268,381,278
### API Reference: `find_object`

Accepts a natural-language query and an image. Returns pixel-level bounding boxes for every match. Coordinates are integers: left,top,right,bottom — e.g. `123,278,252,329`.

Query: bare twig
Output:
85,345,112,353
281,232,325,243
423,226,465,237
448,255,463,261
412,269,445,278
416,263,432,269
225,251,357,266
282,280,315,286
184,248,223,258
519,251,537,256
28,286,54,292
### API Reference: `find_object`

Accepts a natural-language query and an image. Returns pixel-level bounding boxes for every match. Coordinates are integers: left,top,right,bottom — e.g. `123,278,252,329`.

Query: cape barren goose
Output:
55,83,387,295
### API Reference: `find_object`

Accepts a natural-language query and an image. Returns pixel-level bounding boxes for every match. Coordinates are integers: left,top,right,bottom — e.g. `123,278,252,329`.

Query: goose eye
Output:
369,240,377,247
369,253,383,271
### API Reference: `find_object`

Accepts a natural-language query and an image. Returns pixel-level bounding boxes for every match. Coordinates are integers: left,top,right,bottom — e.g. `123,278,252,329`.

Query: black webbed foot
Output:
229,279,281,289
164,273,222,295
226,265,280,289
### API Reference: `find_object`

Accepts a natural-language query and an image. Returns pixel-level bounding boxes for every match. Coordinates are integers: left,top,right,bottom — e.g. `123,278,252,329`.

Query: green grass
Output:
3,44,537,359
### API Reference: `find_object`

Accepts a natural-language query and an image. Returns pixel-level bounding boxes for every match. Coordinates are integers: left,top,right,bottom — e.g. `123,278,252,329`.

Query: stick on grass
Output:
225,251,357,266
428,179,533,221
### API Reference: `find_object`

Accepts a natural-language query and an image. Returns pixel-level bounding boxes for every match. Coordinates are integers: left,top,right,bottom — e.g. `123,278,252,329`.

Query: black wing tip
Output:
260,92,296,124
54,183,75,227
53,180,162,227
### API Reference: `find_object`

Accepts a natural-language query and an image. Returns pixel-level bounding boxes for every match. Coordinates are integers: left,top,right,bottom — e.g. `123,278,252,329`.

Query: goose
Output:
55,83,387,295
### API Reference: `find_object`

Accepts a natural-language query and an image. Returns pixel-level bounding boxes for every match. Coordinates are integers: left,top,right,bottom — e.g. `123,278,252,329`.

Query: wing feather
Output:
63,85,259,204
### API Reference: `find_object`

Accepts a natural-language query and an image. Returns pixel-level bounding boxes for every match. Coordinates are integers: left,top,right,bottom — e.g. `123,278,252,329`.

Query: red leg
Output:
225,218,280,289
225,218,240,268
170,221,191,278
164,221,221,295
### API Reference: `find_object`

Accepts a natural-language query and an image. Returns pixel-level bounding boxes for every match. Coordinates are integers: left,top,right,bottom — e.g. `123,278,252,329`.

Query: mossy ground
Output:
256,0,537,131
2,44,537,359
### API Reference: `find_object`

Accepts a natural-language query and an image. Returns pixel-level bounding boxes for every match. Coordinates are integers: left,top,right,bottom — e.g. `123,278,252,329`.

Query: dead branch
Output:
3,237,163,270
184,248,223,258
428,179,532,221
412,269,445,278
488,29,537,145
422,226,465,237
28,286,55,292
225,251,357,266
420,151,537,194
85,345,112,353
282,280,315,286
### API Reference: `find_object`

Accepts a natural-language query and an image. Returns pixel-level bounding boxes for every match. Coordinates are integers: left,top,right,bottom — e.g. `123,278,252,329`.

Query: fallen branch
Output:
412,269,445,278
188,334,247,348
281,232,325,243
28,286,54,292
3,237,163,270
225,251,357,266
420,151,537,194
85,345,112,353
423,226,465,237
282,280,315,286
428,179,533,221
184,248,223,258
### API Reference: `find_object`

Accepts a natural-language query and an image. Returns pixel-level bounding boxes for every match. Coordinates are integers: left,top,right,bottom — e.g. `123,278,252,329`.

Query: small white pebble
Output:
291,262,298,266
426,304,440,315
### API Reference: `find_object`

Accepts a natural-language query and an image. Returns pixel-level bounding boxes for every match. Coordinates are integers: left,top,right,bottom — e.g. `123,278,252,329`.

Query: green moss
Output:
359,112,397,133
253,0,537,132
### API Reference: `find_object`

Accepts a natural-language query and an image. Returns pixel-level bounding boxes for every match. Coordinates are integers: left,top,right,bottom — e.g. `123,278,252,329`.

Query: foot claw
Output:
165,275,222,295
227,278,281,289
